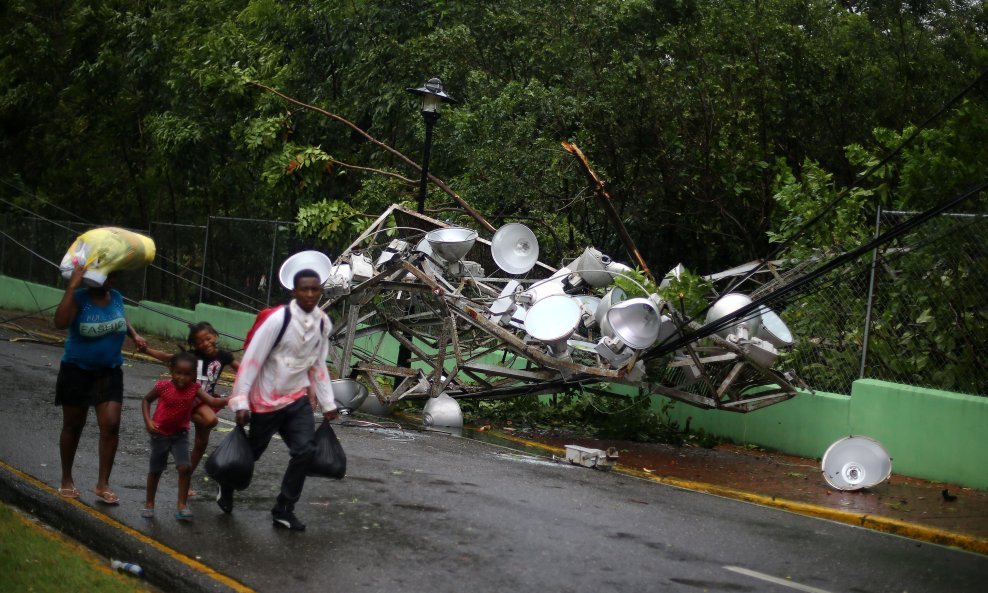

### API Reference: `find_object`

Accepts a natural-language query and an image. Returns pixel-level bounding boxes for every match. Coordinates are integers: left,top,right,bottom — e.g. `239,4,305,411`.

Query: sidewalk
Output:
499,430,988,553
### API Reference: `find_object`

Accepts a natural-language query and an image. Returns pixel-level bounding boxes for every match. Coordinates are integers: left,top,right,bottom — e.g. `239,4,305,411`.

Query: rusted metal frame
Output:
646,383,719,409
458,345,510,366
351,261,422,307
337,302,362,377
716,362,746,400
358,369,390,408
332,308,379,339
460,368,495,389
390,375,425,401
667,352,738,366
339,204,397,255
450,304,623,379
460,362,556,382
561,142,653,282
678,341,722,402
388,316,446,352
720,391,796,412
447,382,574,400
386,324,440,371
429,318,451,397
355,361,419,378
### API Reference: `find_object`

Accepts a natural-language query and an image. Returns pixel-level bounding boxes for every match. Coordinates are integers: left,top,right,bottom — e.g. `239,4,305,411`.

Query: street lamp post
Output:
395,77,457,389
406,77,457,213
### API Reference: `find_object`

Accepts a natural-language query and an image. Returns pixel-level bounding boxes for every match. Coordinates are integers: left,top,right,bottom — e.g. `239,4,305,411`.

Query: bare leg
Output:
177,464,192,510
59,405,88,491
190,405,217,473
94,401,121,494
145,472,161,509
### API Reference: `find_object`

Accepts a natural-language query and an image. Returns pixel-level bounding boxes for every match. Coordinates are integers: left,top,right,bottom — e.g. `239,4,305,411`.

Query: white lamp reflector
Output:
422,393,463,428
605,298,662,349
491,223,540,274
525,295,581,356
821,436,892,491
594,286,628,331
705,293,761,338
279,250,334,290
568,247,613,287
518,268,569,304
426,227,478,263
490,280,521,317
329,378,369,411
757,306,794,348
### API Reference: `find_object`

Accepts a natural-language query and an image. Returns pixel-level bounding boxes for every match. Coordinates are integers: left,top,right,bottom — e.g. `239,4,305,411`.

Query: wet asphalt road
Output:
1,336,986,593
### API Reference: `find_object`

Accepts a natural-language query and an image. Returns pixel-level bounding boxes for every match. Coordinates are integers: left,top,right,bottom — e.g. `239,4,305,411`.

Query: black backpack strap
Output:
273,306,291,349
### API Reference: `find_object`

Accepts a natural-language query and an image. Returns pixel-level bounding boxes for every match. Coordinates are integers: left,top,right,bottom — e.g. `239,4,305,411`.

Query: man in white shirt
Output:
220,268,337,531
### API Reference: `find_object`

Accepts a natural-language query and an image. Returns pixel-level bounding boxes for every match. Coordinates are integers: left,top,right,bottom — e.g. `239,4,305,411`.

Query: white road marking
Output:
724,566,835,593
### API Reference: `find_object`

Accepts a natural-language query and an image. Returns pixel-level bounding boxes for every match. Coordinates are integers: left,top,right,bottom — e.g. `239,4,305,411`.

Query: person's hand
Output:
236,409,250,427
67,265,86,290
133,334,148,352
145,420,160,435
323,409,339,422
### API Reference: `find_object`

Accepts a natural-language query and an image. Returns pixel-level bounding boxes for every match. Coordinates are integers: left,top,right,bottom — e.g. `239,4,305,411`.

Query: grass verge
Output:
0,500,154,593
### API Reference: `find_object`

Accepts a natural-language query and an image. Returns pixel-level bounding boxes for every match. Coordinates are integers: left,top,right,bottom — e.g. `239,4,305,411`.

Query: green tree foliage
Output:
770,101,988,394
0,0,984,282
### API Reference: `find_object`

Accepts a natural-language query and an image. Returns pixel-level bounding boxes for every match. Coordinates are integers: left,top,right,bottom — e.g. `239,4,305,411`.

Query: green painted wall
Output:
663,390,853,459
848,379,988,488
194,303,255,352
127,301,196,343
0,276,63,312
1,274,985,488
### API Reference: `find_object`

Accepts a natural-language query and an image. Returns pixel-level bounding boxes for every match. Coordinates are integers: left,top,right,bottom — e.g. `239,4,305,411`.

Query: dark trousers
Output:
248,397,315,511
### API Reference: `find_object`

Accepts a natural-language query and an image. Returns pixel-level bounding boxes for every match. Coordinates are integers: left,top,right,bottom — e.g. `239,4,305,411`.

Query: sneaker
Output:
216,484,234,514
271,508,306,531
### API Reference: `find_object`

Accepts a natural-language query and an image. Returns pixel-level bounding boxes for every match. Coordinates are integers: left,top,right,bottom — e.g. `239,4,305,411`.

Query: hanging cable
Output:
721,68,988,297
644,179,988,360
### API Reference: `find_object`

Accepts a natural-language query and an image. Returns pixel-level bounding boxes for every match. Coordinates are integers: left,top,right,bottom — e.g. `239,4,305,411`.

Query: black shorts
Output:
54,362,124,407
149,430,191,474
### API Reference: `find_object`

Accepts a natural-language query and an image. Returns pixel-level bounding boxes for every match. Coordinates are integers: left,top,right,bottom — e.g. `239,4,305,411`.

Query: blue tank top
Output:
62,288,127,370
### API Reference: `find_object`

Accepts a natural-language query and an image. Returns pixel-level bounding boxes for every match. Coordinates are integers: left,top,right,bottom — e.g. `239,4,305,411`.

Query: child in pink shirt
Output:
141,351,226,520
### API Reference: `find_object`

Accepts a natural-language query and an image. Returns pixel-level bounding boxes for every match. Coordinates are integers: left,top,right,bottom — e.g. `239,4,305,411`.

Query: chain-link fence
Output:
3,206,986,396
774,208,988,396
0,214,298,315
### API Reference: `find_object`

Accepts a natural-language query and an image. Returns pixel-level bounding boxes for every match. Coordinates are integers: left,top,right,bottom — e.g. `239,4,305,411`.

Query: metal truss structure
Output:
322,205,800,414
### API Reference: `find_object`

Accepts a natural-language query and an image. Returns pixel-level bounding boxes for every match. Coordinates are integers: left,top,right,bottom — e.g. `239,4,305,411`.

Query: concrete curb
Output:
0,461,254,593
492,431,988,557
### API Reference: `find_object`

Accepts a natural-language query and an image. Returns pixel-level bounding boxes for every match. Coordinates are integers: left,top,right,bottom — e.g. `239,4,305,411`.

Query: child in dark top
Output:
141,352,226,520
141,322,239,495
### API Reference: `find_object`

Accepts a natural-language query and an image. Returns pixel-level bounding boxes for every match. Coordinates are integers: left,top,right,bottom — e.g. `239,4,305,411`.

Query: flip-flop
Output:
175,507,193,521
94,489,120,505
58,487,80,499
140,507,155,520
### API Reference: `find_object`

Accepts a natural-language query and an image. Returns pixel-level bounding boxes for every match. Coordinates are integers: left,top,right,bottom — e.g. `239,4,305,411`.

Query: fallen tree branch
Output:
249,81,495,233
561,141,654,282
329,159,416,185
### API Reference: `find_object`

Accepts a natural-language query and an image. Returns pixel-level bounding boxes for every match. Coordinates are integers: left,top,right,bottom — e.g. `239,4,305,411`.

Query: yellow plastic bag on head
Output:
60,227,156,287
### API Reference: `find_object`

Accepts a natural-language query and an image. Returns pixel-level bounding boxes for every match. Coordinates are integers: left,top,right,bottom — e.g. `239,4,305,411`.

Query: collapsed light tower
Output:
322,204,802,418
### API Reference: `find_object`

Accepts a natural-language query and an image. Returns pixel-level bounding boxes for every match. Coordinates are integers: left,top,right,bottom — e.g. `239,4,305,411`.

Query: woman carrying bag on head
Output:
54,264,146,504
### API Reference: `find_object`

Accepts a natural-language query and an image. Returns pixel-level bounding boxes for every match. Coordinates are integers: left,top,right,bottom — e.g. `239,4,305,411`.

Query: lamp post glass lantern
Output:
406,77,456,214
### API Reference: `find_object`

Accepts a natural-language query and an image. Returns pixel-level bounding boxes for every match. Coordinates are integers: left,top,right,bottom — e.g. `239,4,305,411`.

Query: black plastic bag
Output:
307,421,346,479
204,425,255,490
